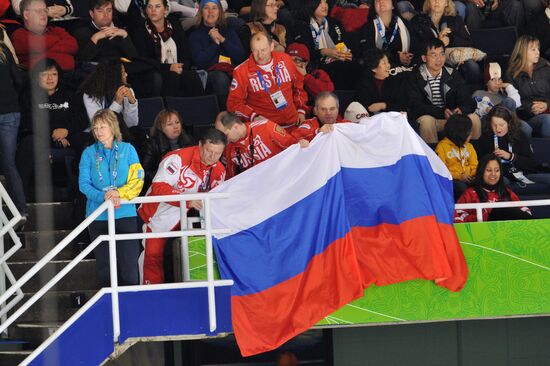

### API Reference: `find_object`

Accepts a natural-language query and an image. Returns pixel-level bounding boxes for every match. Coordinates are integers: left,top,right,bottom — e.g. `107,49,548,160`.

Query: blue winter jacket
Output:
79,141,144,220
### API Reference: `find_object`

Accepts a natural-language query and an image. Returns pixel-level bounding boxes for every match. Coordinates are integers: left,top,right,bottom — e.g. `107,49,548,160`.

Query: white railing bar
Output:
122,192,230,205
204,197,217,332
455,198,550,210
1,191,230,347
0,262,24,319
0,234,104,335
180,203,190,282
0,192,5,337
0,209,24,267
113,229,230,241
114,280,234,292
107,202,121,344
0,201,110,306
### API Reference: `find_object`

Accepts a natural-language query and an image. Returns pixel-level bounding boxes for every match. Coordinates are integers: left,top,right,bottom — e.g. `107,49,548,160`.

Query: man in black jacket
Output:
73,0,138,62
407,38,480,144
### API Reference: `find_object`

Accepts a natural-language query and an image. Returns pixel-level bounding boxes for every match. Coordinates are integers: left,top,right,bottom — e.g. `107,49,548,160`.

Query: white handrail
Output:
0,192,230,346
0,182,26,336
454,198,550,222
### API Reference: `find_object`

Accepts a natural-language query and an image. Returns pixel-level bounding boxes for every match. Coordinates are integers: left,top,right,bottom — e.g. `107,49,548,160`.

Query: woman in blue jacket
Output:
79,109,144,287
189,0,246,108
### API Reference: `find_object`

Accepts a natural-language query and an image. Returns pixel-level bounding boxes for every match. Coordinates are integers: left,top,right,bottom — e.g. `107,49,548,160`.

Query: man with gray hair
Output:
288,91,350,142
11,0,78,70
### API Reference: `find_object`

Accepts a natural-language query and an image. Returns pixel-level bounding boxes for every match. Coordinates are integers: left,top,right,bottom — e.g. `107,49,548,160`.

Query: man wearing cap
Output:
215,111,302,178
227,32,308,126
286,42,334,110
288,91,351,142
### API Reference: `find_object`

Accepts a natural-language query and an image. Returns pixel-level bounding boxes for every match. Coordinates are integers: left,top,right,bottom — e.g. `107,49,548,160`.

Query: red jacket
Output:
138,146,225,231
304,69,334,98
227,52,307,126
454,187,530,223
287,117,350,142
224,119,297,178
11,26,78,70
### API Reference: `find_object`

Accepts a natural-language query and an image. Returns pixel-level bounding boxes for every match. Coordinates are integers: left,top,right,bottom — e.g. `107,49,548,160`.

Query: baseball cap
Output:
286,43,310,63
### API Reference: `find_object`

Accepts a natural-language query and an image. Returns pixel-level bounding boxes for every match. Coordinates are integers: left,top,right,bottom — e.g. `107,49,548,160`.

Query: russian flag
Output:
211,113,468,356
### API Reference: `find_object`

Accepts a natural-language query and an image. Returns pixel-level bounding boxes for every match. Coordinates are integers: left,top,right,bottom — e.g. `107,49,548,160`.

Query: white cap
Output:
344,102,369,123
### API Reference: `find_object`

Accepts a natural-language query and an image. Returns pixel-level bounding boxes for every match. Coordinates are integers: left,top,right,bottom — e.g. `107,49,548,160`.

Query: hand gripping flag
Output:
210,113,468,356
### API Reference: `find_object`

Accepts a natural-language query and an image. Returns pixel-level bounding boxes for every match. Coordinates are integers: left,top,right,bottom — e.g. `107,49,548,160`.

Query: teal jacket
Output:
79,141,144,220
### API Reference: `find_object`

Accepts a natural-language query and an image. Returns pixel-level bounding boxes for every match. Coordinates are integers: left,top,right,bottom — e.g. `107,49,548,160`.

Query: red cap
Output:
286,43,310,63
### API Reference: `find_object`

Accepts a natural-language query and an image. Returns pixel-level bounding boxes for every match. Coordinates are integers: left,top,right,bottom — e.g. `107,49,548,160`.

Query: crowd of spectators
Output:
0,0,549,280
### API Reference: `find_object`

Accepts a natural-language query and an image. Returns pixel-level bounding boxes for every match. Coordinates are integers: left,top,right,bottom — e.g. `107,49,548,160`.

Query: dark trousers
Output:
88,217,141,287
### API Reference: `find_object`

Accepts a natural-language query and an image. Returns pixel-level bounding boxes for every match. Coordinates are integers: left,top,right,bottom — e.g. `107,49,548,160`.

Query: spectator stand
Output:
471,26,518,69
137,97,165,131
165,95,221,140
334,89,356,117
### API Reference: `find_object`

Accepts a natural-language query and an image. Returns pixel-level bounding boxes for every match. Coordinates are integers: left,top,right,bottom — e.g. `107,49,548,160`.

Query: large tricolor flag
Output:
210,113,468,356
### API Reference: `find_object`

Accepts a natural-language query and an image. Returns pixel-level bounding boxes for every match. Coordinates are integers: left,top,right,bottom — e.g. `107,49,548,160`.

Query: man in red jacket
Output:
286,42,334,112
288,91,350,142
215,111,301,178
11,0,78,70
138,129,227,284
227,32,307,126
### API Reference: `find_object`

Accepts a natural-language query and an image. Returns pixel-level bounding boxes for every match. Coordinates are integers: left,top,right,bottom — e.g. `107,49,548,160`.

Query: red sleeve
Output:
285,56,307,116
10,29,29,60
508,188,532,216
304,69,334,98
268,121,298,149
287,119,319,141
223,147,237,179
454,188,478,223
49,27,78,55
227,64,256,122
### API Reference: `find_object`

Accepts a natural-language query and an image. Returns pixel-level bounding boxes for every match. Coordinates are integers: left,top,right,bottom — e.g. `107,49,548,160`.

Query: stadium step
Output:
7,230,87,262
9,258,99,292
10,322,62,349
0,350,32,366
21,202,78,232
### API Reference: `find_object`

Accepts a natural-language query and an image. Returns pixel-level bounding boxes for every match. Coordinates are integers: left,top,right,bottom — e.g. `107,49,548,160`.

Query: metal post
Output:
203,197,217,332
180,200,190,282
107,202,121,343
476,208,483,222
0,194,7,338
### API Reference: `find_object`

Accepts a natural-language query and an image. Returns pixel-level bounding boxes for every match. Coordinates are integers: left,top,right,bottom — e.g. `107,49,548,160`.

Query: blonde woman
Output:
507,35,550,137
79,109,144,287
0,40,27,222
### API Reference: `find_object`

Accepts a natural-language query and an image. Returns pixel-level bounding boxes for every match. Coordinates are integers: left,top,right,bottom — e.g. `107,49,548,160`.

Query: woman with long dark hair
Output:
292,0,359,89
130,0,204,97
360,0,414,68
455,153,532,222
475,106,550,188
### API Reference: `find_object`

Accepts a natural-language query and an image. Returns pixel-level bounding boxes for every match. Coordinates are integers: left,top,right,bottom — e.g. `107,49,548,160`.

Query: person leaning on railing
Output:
79,109,145,287
454,153,532,223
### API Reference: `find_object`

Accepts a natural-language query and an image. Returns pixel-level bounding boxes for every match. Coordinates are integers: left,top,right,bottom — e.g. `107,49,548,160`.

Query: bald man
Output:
227,32,307,127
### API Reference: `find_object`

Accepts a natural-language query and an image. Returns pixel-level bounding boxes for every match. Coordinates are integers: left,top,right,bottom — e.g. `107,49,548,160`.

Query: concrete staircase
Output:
0,201,100,366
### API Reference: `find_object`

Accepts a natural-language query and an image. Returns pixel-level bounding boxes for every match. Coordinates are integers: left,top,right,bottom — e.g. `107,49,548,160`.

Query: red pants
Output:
143,223,179,284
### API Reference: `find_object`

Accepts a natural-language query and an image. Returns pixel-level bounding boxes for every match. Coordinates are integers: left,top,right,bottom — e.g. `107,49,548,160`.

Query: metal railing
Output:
454,198,550,222
0,183,26,337
0,192,230,346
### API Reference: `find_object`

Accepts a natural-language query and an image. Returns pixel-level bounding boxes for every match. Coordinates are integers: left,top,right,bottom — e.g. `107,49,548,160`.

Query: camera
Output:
482,0,493,16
